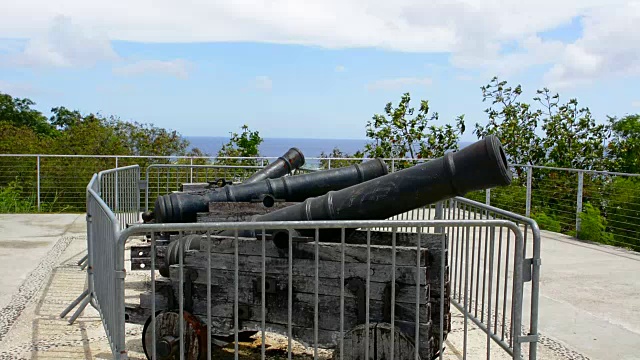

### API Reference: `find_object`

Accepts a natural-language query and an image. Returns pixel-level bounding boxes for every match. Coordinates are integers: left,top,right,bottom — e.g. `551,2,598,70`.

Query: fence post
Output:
115,157,119,212
190,158,194,183
435,201,444,233
328,159,331,169
485,188,491,206
36,155,41,212
391,159,395,173
526,166,532,217
576,171,584,238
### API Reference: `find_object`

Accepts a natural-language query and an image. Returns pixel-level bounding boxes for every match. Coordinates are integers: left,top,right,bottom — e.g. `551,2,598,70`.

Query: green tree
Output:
474,77,545,170
536,89,609,170
364,92,465,169
319,147,364,169
0,92,57,137
606,114,640,174
215,124,264,167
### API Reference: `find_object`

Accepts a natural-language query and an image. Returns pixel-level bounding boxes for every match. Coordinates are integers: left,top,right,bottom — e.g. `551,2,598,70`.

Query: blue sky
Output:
1,1,639,142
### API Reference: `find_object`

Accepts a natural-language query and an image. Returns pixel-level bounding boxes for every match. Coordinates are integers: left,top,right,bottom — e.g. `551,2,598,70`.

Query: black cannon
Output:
152,158,389,223
163,135,511,266
136,136,512,360
243,147,305,184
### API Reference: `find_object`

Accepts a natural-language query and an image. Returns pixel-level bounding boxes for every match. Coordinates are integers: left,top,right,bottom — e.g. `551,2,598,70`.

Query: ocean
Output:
186,136,370,158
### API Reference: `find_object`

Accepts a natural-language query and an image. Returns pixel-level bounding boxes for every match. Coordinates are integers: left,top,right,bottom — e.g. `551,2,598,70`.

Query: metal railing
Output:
60,162,539,360
2,153,637,252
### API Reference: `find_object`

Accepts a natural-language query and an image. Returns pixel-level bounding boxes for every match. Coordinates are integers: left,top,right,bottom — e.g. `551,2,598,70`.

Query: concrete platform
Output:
0,214,638,359
0,214,85,310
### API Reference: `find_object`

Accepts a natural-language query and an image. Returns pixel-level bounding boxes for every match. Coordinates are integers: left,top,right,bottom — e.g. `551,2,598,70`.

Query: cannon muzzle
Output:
153,158,389,223
243,147,305,184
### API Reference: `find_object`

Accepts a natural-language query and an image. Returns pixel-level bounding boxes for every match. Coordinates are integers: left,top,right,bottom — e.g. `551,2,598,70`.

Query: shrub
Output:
578,202,614,244
0,180,36,213
531,211,562,232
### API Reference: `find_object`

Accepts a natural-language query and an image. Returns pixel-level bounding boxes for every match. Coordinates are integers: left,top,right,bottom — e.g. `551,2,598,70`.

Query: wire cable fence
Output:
2,154,640,250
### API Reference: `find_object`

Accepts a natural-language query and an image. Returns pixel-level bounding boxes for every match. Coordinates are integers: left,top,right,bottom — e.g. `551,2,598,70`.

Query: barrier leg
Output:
77,254,88,266
60,289,89,319
68,294,92,324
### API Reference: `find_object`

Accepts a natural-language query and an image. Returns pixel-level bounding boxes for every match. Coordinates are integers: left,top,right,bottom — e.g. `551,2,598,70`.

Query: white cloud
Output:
632,101,640,108
335,65,346,72
253,76,273,91
0,80,37,95
0,1,638,89
367,77,432,91
113,59,192,79
543,2,640,89
455,74,474,82
2,15,118,68
0,1,617,52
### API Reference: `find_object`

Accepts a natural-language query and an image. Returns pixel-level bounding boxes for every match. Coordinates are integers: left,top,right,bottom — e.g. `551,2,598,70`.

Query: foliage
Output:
0,179,67,213
0,94,57,136
531,211,562,233
319,147,364,169
364,92,465,169
0,180,35,213
603,177,640,249
607,114,640,174
215,124,264,167
536,90,609,170
474,77,545,171
577,203,614,244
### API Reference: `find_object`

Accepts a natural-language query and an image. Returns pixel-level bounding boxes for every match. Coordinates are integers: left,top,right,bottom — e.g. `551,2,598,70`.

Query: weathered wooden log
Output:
333,322,425,360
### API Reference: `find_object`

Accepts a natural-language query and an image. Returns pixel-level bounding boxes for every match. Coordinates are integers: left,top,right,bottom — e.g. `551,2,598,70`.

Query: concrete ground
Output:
0,214,85,310
0,214,638,359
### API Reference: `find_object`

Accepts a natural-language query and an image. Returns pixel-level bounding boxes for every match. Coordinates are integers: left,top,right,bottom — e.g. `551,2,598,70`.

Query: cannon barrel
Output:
252,135,512,224
243,147,305,184
163,135,512,272
154,158,389,223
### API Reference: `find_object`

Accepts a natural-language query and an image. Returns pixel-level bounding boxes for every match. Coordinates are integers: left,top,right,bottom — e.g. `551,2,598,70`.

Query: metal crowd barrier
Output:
61,164,540,360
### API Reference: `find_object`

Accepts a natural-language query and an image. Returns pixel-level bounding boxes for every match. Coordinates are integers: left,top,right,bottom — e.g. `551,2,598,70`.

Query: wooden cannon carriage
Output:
130,136,512,359
133,201,451,359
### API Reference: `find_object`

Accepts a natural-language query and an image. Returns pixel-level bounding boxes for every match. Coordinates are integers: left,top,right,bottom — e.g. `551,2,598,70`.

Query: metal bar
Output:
314,227,319,360
472,210,478,316
36,155,41,211
151,232,157,360
190,158,193,182
486,226,495,360
463,226,470,360
415,227,421,360
207,231,211,359
494,227,503,335
512,228,525,359
576,171,584,236
288,229,293,360
452,301,516,357
340,227,346,360
179,231,184,360
235,229,239,359
502,230,511,342
486,188,491,206
390,227,396,360
365,228,371,360
526,166,533,217
261,228,266,360
439,228,445,360
115,158,119,212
